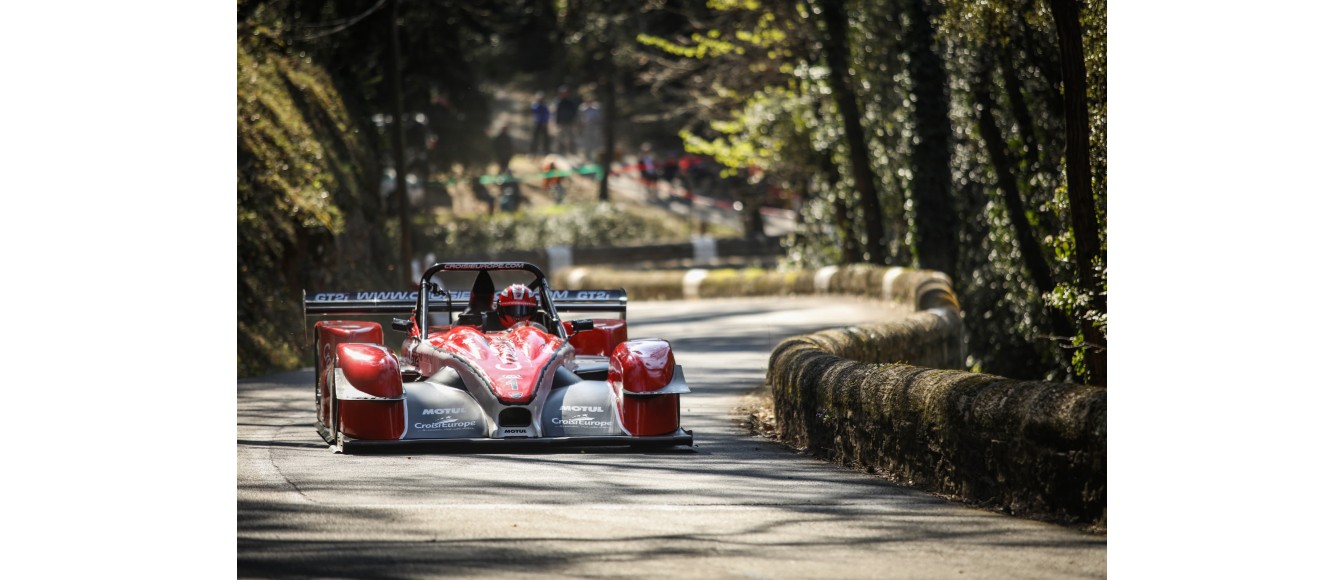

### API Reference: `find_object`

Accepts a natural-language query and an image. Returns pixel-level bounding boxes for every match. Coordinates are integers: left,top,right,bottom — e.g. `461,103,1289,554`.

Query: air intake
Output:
498,407,532,427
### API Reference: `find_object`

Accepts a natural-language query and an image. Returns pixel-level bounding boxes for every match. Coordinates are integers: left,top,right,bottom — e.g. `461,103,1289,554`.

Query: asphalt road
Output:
238,297,1106,578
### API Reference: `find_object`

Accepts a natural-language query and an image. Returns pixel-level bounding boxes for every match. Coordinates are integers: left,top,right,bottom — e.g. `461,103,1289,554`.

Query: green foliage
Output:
635,0,1106,382
932,0,1081,380
235,0,1107,384
1083,0,1107,233
677,86,809,174
237,43,348,241
429,202,701,254
238,6,393,378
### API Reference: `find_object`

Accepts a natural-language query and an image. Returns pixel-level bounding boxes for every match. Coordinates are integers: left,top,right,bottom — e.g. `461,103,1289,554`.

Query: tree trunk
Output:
819,147,861,264
900,0,956,275
973,58,1075,348
815,0,885,264
389,0,413,285
809,100,861,264
998,41,1064,237
1048,0,1105,386
598,70,615,203
1017,9,1065,119
999,48,1041,170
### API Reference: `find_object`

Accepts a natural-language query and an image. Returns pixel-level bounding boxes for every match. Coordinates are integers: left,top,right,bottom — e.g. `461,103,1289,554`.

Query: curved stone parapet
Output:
554,264,1105,527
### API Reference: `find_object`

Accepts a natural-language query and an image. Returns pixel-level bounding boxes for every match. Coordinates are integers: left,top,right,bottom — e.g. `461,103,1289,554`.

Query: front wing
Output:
321,364,694,453
325,428,694,453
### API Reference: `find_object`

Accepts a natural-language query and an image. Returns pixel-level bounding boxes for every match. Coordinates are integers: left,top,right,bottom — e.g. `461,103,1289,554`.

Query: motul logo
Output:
561,405,604,412
423,408,467,415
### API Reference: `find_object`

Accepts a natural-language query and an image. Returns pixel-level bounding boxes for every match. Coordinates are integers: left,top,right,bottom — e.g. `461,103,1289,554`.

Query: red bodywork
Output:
610,339,680,436
316,320,681,440
424,325,566,404
315,321,381,428
315,321,406,440
564,319,628,356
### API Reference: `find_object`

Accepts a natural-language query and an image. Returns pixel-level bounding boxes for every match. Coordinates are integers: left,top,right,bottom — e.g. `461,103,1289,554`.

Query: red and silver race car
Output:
302,262,692,452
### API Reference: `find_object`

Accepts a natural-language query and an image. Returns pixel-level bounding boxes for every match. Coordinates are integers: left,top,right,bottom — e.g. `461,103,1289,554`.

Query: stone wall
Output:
768,328,1106,526
554,265,1106,527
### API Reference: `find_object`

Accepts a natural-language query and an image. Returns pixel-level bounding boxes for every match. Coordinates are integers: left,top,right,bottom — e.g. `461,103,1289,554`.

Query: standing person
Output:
661,149,680,190
579,94,602,162
492,123,514,171
541,154,567,203
553,86,579,156
638,143,659,195
529,92,550,156
499,169,522,212
472,176,495,215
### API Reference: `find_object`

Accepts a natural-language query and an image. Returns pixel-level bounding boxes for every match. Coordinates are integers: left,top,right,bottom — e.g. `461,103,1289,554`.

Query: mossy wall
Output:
557,265,1105,526
768,327,1106,526
238,34,393,377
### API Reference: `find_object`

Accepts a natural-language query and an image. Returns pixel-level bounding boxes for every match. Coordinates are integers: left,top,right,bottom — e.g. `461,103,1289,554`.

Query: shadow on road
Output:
239,492,1103,578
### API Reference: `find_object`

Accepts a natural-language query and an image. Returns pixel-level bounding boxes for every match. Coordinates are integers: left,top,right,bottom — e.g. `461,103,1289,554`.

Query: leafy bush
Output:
238,20,393,378
428,202,706,253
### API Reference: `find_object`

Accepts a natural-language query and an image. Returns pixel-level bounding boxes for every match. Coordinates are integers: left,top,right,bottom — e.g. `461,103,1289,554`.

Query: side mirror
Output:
570,319,595,333
392,318,412,333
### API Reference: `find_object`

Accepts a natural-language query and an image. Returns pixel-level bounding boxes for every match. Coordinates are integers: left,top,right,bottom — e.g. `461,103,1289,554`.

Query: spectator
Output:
529,92,551,155
679,153,706,194
472,176,495,215
553,86,579,156
638,143,659,194
541,154,568,203
499,169,523,212
661,150,680,189
492,123,514,171
579,94,602,161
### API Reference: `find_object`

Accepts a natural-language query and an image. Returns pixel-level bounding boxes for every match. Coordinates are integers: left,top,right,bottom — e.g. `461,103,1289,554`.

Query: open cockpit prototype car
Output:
302,262,692,452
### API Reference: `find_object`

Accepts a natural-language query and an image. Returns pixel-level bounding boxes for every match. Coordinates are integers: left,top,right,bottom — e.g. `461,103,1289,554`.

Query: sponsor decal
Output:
413,418,478,430
310,290,464,301
560,405,604,412
437,262,529,270
492,341,522,371
354,291,419,301
501,428,529,435
551,416,614,427
500,374,522,392
551,290,614,300
422,408,467,415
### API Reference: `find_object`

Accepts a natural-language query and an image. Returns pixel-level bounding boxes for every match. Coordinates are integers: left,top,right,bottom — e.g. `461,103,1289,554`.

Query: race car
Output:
302,262,692,452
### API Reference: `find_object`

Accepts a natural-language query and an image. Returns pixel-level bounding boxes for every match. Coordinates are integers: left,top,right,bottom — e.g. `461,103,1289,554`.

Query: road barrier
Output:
554,264,1106,528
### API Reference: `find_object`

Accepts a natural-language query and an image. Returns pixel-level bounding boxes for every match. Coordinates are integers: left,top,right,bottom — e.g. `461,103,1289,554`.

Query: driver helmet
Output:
496,284,538,327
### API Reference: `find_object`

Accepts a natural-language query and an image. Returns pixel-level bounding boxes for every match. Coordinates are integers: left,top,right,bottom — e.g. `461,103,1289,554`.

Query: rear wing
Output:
547,289,628,319
303,288,628,320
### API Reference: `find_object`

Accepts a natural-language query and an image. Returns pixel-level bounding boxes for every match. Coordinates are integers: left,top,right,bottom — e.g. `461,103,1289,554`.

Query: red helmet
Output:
496,284,538,327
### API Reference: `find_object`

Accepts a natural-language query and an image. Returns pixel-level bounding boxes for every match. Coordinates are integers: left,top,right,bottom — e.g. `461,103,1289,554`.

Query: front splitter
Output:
335,428,694,454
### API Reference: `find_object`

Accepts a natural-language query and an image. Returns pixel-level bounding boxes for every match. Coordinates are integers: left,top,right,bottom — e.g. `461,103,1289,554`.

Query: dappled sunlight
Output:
240,296,1103,577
